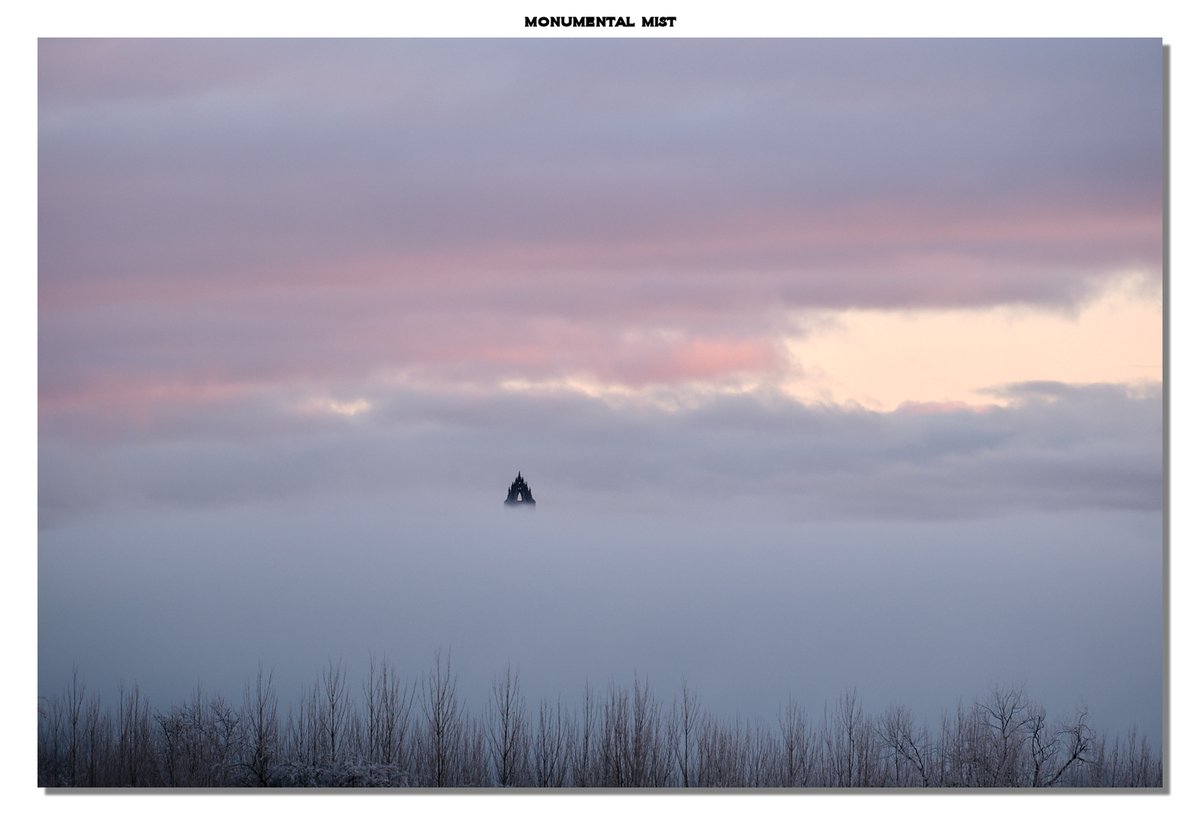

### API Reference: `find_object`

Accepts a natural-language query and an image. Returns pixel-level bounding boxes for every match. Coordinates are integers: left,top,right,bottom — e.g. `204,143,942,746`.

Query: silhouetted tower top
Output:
504,471,536,506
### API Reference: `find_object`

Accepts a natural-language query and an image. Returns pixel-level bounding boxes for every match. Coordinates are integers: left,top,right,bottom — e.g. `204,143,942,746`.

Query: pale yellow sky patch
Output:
782,274,1162,411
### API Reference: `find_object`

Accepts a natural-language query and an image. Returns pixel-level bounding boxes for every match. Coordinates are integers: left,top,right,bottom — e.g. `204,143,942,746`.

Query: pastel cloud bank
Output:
39,38,1162,522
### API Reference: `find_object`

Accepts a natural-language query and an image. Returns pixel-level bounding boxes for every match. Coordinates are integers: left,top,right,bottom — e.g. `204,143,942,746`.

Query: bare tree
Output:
116,682,158,786
630,675,667,786
826,688,872,787
1113,726,1161,787
1038,706,1093,787
287,685,316,774
420,650,464,787
879,703,931,787
318,660,349,767
532,696,570,786
598,681,630,787
82,690,108,785
63,666,86,785
976,684,1030,786
460,717,490,786
569,681,597,787
743,719,776,787
778,696,811,787
241,665,279,786
486,663,529,786
669,679,701,787
361,654,415,780
696,713,744,787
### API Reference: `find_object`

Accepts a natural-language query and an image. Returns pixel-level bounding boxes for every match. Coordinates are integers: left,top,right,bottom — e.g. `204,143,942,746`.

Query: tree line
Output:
38,654,1162,788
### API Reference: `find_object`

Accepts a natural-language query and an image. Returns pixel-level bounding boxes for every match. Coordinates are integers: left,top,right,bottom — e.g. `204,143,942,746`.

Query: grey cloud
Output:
39,381,1162,527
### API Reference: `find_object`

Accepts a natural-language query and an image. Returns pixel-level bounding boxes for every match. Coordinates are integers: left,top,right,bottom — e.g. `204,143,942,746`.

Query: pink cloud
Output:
39,192,1159,323
40,376,252,416
599,337,779,387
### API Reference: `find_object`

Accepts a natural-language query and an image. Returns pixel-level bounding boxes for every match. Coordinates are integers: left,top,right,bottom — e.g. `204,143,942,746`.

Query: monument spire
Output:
504,471,536,506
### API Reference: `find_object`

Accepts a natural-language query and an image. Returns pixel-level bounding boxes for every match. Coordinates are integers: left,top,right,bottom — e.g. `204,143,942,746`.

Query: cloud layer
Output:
39,380,1162,528
40,39,1162,406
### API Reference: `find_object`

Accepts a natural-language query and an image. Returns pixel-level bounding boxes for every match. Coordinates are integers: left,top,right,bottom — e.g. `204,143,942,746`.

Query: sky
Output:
38,38,1163,746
